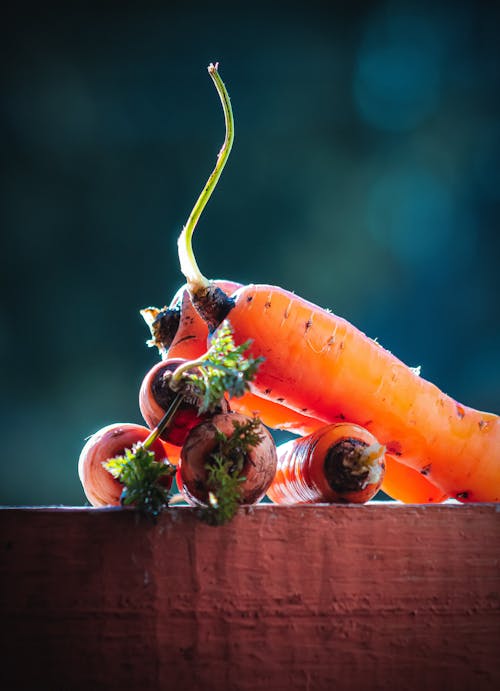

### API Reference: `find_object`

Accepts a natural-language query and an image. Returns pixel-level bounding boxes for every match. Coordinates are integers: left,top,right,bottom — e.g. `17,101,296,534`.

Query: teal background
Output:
1,1,499,504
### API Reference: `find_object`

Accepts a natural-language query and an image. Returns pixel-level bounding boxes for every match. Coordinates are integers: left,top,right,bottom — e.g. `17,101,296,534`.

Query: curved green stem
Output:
170,356,207,387
177,63,234,291
143,391,184,449
169,338,228,388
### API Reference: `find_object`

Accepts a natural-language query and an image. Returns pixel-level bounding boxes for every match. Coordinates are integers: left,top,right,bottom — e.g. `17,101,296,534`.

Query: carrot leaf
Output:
200,417,263,526
177,320,264,413
213,416,264,465
104,444,175,519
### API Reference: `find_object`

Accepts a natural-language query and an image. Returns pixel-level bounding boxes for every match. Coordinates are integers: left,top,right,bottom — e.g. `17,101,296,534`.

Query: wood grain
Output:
1,504,499,690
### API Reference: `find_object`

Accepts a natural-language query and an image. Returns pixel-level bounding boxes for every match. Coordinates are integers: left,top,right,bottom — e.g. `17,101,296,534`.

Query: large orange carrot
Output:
174,64,499,502
206,285,500,502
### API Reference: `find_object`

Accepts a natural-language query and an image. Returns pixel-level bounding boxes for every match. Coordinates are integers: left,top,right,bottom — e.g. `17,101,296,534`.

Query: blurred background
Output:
1,0,499,505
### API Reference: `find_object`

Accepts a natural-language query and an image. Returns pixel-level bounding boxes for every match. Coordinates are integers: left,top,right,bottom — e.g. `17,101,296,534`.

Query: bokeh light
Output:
354,8,444,131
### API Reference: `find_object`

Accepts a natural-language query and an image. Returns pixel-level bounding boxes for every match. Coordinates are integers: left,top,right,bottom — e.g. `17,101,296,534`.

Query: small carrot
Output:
229,393,448,503
178,412,277,523
237,400,448,503
267,423,385,504
139,356,229,446
78,422,177,507
175,64,500,502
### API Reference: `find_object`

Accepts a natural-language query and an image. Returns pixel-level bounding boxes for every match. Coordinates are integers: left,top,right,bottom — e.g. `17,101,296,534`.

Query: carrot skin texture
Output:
164,283,448,502
227,387,330,435
78,423,173,507
382,454,448,503
267,423,385,504
224,284,500,502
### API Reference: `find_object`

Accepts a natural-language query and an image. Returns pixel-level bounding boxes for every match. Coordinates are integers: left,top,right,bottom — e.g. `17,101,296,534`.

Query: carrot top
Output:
104,444,176,518
201,417,265,526
168,320,264,412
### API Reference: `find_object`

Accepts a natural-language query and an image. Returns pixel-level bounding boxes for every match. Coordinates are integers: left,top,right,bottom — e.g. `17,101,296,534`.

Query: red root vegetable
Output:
139,357,228,446
78,423,173,507
178,412,277,509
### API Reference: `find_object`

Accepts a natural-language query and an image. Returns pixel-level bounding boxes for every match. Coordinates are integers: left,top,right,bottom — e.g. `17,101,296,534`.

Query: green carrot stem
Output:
170,356,207,388
177,63,234,291
143,391,184,448
168,338,236,389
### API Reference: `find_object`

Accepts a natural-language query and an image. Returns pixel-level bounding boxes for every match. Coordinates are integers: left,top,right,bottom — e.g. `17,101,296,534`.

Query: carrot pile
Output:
77,63,499,519
149,281,450,505
78,321,278,522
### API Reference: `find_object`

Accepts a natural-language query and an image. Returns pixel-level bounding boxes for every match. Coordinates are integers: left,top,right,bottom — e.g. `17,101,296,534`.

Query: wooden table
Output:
1,504,499,690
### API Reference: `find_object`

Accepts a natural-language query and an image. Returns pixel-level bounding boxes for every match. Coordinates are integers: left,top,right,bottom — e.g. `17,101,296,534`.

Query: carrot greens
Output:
200,417,264,526
104,445,175,518
170,320,264,413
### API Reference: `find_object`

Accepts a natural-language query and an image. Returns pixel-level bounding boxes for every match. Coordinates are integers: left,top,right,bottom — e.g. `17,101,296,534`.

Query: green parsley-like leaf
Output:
104,444,174,519
199,417,263,526
200,454,246,526
185,321,264,413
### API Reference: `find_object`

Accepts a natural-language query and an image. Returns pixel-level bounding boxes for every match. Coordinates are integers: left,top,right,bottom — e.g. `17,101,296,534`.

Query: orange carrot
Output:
382,455,448,504
170,280,242,359
142,279,242,360
175,64,500,502
205,285,499,502
267,423,385,504
240,400,448,503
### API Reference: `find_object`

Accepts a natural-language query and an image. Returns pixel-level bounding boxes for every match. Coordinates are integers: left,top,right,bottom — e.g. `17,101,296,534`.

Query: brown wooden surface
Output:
1,504,499,691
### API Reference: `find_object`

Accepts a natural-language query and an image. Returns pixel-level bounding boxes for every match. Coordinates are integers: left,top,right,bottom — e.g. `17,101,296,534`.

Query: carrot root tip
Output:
325,438,385,493
141,306,181,353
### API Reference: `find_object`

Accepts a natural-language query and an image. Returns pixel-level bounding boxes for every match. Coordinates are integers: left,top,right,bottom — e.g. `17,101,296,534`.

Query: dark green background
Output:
1,1,499,505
